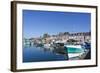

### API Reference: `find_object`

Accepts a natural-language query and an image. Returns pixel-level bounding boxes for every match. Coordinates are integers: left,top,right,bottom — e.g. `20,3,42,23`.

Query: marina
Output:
23,42,90,62
22,10,91,63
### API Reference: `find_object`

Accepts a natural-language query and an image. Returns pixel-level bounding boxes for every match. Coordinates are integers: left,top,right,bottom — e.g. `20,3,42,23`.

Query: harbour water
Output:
23,45,84,62
23,46,66,62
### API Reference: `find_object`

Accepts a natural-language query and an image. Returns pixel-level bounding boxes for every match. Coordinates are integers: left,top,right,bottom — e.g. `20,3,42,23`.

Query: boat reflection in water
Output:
23,43,89,62
51,43,69,60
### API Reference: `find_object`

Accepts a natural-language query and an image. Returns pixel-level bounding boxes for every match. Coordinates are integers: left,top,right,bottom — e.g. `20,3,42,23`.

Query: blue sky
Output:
23,10,91,38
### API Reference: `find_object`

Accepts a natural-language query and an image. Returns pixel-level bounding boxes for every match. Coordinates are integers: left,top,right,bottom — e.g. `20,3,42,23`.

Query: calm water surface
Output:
23,45,83,62
23,46,67,62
